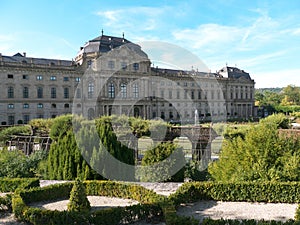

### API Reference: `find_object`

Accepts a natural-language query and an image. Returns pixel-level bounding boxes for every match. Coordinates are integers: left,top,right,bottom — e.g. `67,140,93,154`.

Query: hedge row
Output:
170,181,300,206
295,205,300,221
11,181,300,225
12,180,166,225
0,177,39,192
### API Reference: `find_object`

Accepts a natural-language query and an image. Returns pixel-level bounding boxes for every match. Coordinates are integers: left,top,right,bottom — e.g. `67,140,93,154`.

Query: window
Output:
160,90,164,98
8,104,14,109
64,104,70,108
64,87,69,98
76,88,81,98
169,90,172,99
88,82,94,99
108,83,115,98
211,90,214,99
133,84,139,98
191,90,195,99
184,90,187,99
37,114,44,119
120,83,127,98
177,91,180,99
51,103,56,108
160,111,165,119
50,76,56,81
183,82,188,87
23,115,30,124
133,63,139,71
37,103,43,108
23,75,29,80
36,75,43,80
87,60,92,68
23,87,29,98
121,62,127,70
108,60,115,69
51,87,56,98
169,111,173,119
198,91,201,99
75,77,81,82
37,87,43,98
7,86,14,98
63,77,69,81
23,103,29,109
8,115,15,125
8,74,13,79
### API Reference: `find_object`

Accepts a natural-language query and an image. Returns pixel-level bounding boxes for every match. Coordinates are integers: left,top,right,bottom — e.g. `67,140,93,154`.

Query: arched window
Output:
23,87,29,98
88,82,94,99
120,83,127,98
7,86,14,98
88,108,95,120
133,83,139,98
108,83,115,98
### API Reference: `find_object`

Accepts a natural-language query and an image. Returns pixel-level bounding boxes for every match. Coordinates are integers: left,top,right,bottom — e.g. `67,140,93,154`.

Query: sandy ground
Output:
0,181,298,225
177,200,298,223
28,196,139,211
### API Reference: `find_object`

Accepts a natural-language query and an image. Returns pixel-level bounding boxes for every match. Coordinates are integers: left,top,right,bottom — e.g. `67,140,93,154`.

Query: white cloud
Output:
253,69,300,88
173,24,244,50
96,6,167,32
236,51,286,68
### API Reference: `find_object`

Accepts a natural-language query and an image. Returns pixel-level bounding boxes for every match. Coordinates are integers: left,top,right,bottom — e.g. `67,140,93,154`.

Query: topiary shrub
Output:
295,204,300,221
67,179,90,213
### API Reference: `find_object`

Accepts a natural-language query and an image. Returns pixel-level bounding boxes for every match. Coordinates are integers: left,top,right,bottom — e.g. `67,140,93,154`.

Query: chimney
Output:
0,53,2,61
23,52,26,57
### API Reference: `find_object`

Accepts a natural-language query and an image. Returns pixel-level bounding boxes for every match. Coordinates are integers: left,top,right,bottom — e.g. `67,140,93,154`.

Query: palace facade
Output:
0,34,255,125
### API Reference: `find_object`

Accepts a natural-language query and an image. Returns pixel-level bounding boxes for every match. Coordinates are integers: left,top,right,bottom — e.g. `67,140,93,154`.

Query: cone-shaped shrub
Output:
67,179,90,213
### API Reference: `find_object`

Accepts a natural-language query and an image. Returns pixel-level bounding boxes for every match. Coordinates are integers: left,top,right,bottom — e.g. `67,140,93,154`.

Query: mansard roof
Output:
81,34,132,54
218,66,252,80
2,52,73,66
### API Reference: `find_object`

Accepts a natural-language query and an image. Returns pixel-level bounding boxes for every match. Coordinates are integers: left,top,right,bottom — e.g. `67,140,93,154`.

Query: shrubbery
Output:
138,142,185,182
209,121,300,182
0,149,47,178
0,125,31,144
67,179,90,213
169,182,300,206
12,180,166,225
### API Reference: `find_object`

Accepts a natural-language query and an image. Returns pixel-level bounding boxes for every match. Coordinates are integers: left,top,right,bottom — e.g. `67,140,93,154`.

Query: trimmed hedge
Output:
12,180,166,225
0,178,39,212
0,177,39,192
169,182,300,206
295,204,300,221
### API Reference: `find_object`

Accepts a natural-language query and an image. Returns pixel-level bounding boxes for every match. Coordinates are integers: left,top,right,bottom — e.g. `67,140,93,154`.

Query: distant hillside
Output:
255,87,283,93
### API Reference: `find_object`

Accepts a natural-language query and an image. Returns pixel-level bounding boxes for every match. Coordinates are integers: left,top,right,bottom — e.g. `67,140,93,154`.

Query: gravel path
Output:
177,200,298,223
1,181,298,225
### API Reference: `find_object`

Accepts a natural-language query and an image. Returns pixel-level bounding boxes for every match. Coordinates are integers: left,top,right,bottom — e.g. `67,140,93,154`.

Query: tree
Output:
209,120,300,182
139,142,185,182
281,85,300,105
67,179,90,213
46,115,97,180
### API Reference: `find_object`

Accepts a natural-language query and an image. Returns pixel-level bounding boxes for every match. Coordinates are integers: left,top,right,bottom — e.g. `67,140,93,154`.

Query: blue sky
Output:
1,0,300,88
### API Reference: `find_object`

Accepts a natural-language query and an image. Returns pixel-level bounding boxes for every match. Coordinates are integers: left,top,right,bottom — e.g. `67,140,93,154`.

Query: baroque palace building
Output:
0,33,255,125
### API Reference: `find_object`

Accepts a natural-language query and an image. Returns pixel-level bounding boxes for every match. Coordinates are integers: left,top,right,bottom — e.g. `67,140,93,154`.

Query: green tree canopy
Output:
209,121,300,182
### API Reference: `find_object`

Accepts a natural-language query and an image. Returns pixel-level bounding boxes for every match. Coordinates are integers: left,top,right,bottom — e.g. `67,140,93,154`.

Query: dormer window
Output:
87,60,92,68
133,63,139,71
121,62,127,70
108,60,115,69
